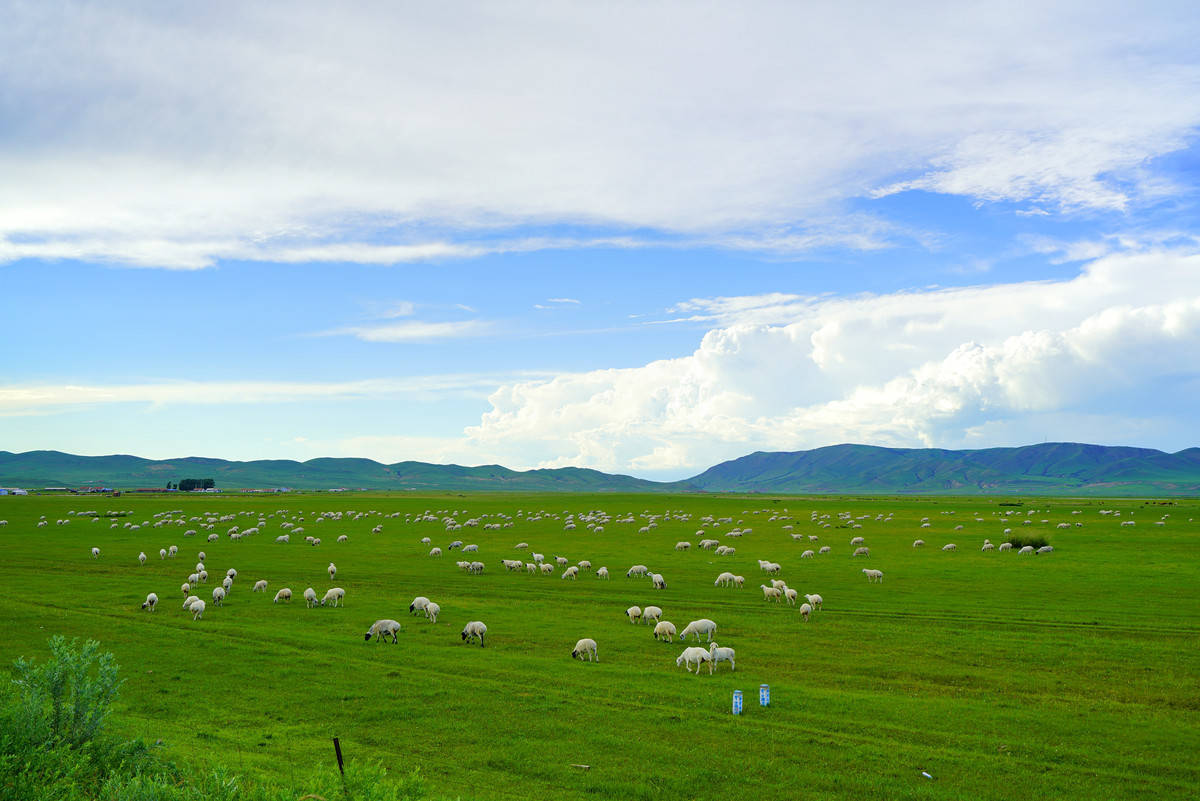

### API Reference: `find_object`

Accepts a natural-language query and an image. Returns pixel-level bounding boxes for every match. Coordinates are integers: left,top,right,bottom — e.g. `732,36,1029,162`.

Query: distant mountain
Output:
686,443,1200,495
1,442,1198,495
0,450,691,493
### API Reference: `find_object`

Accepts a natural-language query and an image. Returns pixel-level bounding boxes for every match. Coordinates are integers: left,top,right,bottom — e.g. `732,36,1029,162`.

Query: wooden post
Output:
333,736,345,775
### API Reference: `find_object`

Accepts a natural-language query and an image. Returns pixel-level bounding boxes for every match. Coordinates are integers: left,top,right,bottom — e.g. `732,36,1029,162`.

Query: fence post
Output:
333,736,345,775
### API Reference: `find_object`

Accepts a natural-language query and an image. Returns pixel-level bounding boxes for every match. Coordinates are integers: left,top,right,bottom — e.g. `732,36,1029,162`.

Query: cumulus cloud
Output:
452,248,1200,472
1,2,1197,267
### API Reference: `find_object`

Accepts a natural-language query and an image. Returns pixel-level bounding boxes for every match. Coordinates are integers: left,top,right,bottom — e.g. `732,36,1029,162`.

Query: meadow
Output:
1,492,1197,801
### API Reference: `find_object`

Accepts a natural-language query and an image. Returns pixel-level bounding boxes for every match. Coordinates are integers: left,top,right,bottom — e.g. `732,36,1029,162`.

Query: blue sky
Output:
2,1,1200,479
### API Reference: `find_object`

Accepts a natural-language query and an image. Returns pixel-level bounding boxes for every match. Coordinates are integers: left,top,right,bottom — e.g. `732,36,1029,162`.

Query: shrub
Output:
9,636,124,750
1004,534,1049,549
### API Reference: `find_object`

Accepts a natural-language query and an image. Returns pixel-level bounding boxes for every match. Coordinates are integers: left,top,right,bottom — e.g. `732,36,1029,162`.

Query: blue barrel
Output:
732,689,743,715
759,684,770,706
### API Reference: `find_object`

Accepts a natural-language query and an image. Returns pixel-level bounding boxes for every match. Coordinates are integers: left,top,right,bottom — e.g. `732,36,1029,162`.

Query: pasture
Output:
1,493,1197,801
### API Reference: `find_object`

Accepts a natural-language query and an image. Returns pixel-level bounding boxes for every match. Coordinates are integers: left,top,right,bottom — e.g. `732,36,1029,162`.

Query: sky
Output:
2,1,1200,480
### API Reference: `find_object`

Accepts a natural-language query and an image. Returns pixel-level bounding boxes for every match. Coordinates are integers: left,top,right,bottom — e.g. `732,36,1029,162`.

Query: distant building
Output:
0,487,29,495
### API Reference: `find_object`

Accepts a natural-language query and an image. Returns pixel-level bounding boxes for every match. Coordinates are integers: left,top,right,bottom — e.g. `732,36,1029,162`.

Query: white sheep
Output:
337,535,348,543
676,646,712,675
424,601,440,623
365,619,402,643
168,545,178,557
862,568,883,583
649,572,666,589
189,599,206,620
715,571,736,587
783,587,799,605
463,544,479,553
212,586,226,606
253,579,268,592
653,620,677,642
675,541,691,551
805,593,823,610
538,562,554,575
1019,545,1035,554
138,552,147,566
627,564,649,577
226,568,237,579
708,642,735,672
321,587,345,607
761,584,782,602
998,542,1013,551
91,547,100,559
273,588,292,604
799,602,813,622
561,565,579,580
197,570,208,583
912,539,925,548
942,543,957,551
328,562,337,580
626,605,642,624
180,582,190,597
409,596,430,615
275,534,290,544
141,592,158,612
853,547,870,557
850,536,865,546
800,549,815,559
596,566,609,579
572,638,599,662
221,576,232,592
461,620,487,646
1037,545,1054,554
643,605,663,623
818,546,831,554
982,542,995,551
429,547,442,557
304,587,319,607
159,548,167,560
680,618,717,642
182,594,200,610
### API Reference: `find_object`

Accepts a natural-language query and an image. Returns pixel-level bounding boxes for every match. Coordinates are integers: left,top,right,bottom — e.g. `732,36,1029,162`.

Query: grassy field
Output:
1,493,1197,800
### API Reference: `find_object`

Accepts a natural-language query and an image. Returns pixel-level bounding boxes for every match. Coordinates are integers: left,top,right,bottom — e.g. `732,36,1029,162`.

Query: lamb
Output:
627,564,649,578
643,605,663,623
626,605,642,624
653,620,677,642
680,618,717,642
138,552,147,566
596,566,609,579
649,572,667,589
141,592,158,612
321,587,345,607
424,601,440,623
577,560,592,571
189,599,206,620
365,619,402,643
676,646,712,675
273,588,292,603
461,620,487,646
571,638,599,662
328,563,337,580
304,587,319,607
862,568,884,582
514,542,528,550
708,642,735,672
799,602,813,622
212,586,226,606
409,596,430,615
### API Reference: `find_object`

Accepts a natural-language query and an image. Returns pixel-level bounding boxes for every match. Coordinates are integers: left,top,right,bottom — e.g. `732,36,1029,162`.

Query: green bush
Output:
1004,534,1050,549
9,636,124,750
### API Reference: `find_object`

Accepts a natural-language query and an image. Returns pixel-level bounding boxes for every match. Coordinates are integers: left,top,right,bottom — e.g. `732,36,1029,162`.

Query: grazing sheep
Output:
424,601,440,623
190,599,206,620
853,547,870,557
197,570,208,583
572,638,599,662
159,548,167,560
275,534,290,544
429,547,442,557
627,564,649,578
514,542,528,550
998,542,1013,551
138,552,147,566
539,562,554,575
862,568,884,583
800,550,815,559
850,536,865,546
409,596,430,615
561,565,579,580
321,587,345,607
708,642,735,672
365,619,402,643
626,605,642,624
141,592,158,612
653,620,677,642
168,545,178,557
680,618,717,642
577,560,592,571
91,547,100,559
304,587,319,607
182,595,200,610
818,546,831,554
715,571,736,587
1019,545,1036,554
942,543,957,551
252,579,268,592
461,620,487,646
221,576,233,592
912,539,925,548
783,587,799,605
643,605,663,624
531,552,544,563
212,586,226,606
336,535,348,543
273,588,292,604
226,568,237,579
1037,545,1054,554
676,646,713,675
799,602,813,622
982,542,995,551
761,584,782,602
675,541,691,551
649,572,667,589
596,566,609,579
180,582,190,597
463,544,479,553
328,563,337,580
805,593,823,610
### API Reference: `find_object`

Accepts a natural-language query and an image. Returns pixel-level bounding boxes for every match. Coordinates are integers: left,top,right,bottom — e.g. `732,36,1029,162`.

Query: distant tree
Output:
201,478,215,490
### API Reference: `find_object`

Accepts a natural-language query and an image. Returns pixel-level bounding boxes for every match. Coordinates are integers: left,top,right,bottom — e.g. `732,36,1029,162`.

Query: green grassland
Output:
1,493,1197,800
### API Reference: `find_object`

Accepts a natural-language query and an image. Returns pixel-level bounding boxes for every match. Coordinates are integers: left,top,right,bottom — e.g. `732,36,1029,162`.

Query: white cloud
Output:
324,320,491,343
546,298,581,304
1,2,1197,267
450,248,1200,472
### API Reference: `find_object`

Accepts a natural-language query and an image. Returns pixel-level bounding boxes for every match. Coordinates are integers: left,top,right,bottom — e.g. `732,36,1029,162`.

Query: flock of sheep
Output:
62,500,1102,677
